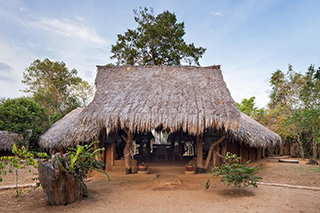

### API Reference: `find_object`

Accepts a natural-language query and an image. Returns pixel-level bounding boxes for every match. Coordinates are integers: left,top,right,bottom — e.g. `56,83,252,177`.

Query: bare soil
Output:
0,158,319,213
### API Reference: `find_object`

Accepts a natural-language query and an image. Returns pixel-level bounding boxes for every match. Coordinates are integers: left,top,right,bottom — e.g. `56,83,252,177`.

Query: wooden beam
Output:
121,135,128,143
123,127,129,135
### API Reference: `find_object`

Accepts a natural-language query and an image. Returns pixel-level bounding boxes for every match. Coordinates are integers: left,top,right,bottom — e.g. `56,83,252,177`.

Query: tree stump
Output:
38,156,87,205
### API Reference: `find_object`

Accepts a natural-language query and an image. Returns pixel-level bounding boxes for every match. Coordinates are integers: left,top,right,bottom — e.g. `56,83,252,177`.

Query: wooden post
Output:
123,129,133,174
51,148,57,156
196,134,203,173
249,147,256,162
203,135,226,170
59,148,65,156
213,146,220,167
105,143,116,171
257,147,262,161
220,141,228,164
94,142,99,161
241,144,249,164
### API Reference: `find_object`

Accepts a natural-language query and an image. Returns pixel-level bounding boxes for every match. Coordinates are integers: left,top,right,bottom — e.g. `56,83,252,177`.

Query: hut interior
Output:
91,126,268,173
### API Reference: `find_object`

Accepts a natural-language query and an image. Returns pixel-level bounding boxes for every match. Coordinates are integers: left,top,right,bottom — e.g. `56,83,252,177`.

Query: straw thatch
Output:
0,131,21,151
39,108,98,150
79,65,241,135
231,112,282,148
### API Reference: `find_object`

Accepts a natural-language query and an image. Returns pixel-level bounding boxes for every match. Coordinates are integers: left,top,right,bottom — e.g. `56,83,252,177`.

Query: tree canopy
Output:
245,64,320,159
0,97,49,146
111,7,206,66
236,97,258,117
22,58,94,116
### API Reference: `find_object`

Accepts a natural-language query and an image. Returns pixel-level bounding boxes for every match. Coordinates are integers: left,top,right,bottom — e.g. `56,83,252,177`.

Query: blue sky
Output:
0,0,319,108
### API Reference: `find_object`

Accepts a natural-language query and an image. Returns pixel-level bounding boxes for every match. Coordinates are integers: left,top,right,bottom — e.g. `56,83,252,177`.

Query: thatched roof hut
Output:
79,65,241,135
39,108,98,150
232,112,282,148
0,131,21,151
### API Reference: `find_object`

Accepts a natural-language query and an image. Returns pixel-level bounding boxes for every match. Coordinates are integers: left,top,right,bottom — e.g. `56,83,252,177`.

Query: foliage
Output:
111,7,206,66
138,162,147,167
0,144,48,197
261,64,320,159
0,97,50,146
22,58,93,116
206,152,262,190
236,96,266,119
70,80,95,107
55,141,109,180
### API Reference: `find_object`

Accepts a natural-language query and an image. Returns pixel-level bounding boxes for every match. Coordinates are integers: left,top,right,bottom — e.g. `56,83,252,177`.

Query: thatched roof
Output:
79,65,241,135
0,131,21,151
39,108,98,150
231,112,282,148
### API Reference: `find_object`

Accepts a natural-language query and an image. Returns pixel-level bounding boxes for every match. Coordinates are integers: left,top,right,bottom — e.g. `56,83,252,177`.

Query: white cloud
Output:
31,18,108,46
211,11,226,17
0,6,108,47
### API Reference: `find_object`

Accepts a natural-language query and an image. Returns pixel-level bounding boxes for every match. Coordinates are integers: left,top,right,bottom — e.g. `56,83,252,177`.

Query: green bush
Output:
0,97,50,148
206,152,262,190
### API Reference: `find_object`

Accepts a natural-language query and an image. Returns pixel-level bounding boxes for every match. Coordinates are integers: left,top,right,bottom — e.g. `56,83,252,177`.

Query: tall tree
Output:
22,58,92,115
267,65,305,157
111,7,206,66
263,64,320,159
298,65,320,159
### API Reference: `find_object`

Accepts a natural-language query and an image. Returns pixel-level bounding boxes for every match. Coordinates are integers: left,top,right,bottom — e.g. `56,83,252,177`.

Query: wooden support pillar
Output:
220,141,228,164
59,148,65,156
249,147,256,162
123,128,133,174
241,144,249,164
51,148,57,156
196,134,203,173
94,142,100,161
203,135,226,170
105,143,115,171
257,147,262,160
213,146,220,167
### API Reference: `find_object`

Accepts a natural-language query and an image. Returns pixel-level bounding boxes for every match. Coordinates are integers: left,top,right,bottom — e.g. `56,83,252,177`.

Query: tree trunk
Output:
124,131,133,174
313,137,317,160
203,135,226,170
296,135,305,159
38,159,87,205
196,134,203,173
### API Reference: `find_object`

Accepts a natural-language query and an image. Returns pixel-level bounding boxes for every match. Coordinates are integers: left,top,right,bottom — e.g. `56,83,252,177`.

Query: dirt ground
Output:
0,158,319,213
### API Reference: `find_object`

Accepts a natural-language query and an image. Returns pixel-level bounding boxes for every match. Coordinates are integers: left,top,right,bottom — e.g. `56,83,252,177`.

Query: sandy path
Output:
0,158,319,213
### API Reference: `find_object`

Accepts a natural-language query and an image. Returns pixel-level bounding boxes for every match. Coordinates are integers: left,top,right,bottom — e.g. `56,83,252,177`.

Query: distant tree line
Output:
237,64,320,160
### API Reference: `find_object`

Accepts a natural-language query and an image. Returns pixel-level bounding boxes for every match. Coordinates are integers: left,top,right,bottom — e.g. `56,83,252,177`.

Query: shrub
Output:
0,144,48,196
206,152,262,190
